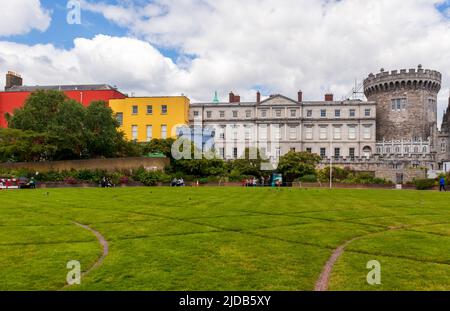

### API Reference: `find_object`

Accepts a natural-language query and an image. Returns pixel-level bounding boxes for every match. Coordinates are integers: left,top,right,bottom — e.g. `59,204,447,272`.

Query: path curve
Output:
63,222,109,288
314,226,406,291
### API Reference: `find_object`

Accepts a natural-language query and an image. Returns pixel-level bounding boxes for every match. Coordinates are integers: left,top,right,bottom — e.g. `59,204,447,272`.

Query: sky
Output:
0,0,450,124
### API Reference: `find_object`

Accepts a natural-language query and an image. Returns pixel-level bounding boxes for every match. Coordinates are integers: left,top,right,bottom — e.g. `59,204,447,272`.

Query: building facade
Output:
189,92,376,163
110,96,190,142
0,72,127,128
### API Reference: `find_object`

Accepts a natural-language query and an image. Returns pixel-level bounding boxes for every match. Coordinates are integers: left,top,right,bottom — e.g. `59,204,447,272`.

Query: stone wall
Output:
374,168,426,184
0,157,169,172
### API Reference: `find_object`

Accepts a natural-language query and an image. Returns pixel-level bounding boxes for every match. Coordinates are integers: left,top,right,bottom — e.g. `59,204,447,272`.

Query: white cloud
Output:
1,0,450,123
0,0,51,36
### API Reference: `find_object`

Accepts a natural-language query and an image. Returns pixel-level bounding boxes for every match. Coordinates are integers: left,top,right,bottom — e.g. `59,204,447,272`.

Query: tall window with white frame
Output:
320,147,326,158
363,126,371,139
319,126,328,140
132,125,138,141
146,125,153,142
391,98,407,111
161,124,167,139
305,126,313,140
348,125,357,140
161,105,168,115
333,126,341,140
116,112,123,126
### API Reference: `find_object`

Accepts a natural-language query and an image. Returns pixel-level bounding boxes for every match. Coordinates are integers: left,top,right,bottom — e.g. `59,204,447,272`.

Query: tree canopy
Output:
277,151,322,181
3,90,130,161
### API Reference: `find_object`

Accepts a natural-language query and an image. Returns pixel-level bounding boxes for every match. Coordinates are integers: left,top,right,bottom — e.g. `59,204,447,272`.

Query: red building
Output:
0,72,128,128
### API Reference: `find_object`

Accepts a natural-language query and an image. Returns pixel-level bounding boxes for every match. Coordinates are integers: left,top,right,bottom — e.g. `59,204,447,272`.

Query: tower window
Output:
391,98,407,111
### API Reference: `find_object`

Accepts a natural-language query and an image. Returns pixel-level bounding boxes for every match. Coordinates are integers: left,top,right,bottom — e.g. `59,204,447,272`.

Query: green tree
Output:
277,151,321,182
229,147,265,177
6,91,131,160
84,101,124,158
0,128,58,162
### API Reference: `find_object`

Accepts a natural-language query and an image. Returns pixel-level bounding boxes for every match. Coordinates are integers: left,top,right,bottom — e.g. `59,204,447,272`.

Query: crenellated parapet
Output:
364,65,441,97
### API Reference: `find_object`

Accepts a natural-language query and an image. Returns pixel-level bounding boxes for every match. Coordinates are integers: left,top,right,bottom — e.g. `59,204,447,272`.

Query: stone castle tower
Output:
363,65,441,142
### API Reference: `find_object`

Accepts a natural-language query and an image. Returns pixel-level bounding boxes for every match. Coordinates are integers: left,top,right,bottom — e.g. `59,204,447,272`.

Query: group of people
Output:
100,177,114,188
171,178,185,187
242,177,266,187
0,177,36,190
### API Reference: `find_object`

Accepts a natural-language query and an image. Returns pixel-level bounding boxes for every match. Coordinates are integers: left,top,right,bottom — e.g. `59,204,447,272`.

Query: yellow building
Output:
109,96,190,142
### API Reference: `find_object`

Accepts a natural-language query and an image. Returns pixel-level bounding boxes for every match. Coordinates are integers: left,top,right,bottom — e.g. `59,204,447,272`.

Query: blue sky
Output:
4,0,185,61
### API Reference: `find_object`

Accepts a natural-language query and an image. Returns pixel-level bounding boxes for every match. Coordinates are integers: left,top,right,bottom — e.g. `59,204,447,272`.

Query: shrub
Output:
119,176,130,184
299,175,318,183
64,176,78,185
413,179,436,190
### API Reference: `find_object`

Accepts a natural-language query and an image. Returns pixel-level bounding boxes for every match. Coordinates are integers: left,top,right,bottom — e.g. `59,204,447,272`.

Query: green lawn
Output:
1,187,450,291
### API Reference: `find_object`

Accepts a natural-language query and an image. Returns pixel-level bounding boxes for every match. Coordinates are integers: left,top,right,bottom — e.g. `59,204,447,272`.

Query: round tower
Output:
364,65,441,142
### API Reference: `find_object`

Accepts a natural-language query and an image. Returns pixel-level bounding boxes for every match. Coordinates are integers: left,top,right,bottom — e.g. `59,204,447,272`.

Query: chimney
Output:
325,93,334,102
229,92,235,103
5,71,23,91
256,91,261,103
298,90,303,102
234,95,241,103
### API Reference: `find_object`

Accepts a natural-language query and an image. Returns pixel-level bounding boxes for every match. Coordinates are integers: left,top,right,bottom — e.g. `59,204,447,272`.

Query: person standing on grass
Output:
440,176,446,192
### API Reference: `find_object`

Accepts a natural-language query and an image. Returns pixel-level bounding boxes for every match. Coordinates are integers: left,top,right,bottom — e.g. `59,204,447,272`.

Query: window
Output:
428,99,436,112
273,125,281,140
365,109,371,117
335,109,341,117
146,125,153,142
219,126,226,139
246,110,251,118
132,106,138,115
193,111,199,117
391,98,407,111
261,110,267,117
290,110,296,117
259,125,268,141
334,148,341,159
320,109,327,117
233,125,239,140
348,126,357,140
161,125,167,139
423,146,427,153
349,109,356,117
116,113,123,126
245,126,251,140
289,125,297,140
405,147,410,154
233,147,238,159
275,110,282,117
206,111,212,118
333,126,342,140
307,110,313,117
220,148,225,159
363,126,371,139
233,111,238,118
146,105,153,115
305,126,313,140
349,148,355,159
275,148,281,158
161,105,168,115
320,148,326,158
306,148,312,153
220,111,225,118
291,147,296,152
131,125,138,141
320,126,328,140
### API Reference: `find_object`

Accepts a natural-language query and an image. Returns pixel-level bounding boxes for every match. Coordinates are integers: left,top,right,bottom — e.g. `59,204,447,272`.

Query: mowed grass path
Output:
1,187,450,290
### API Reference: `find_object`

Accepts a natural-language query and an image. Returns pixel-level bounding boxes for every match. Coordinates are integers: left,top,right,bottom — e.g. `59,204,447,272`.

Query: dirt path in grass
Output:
314,225,407,291
62,222,109,289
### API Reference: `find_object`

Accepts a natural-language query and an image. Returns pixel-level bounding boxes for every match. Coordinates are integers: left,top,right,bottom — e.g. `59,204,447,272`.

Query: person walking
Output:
440,176,446,192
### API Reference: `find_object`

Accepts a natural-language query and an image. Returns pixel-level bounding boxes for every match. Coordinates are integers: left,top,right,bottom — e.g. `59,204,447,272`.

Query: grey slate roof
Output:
5,84,118,92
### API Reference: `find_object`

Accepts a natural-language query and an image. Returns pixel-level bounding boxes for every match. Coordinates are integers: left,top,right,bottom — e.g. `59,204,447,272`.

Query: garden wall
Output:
0,157,169,172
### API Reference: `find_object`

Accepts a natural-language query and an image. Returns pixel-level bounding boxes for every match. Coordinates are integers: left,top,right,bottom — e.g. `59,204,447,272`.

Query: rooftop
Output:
4,84,119,92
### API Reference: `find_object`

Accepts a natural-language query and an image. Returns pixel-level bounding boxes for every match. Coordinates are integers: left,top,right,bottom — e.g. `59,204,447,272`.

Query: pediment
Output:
258,94,299,106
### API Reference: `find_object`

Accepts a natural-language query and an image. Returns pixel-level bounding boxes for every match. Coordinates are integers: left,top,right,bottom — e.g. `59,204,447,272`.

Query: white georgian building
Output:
189,92,377,163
